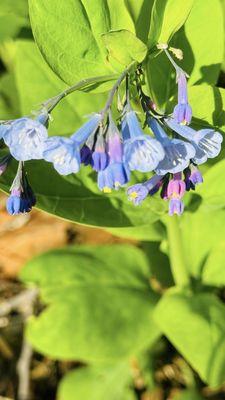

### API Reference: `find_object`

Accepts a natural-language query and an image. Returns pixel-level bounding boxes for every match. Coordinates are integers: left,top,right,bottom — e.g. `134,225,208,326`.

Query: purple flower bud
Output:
169,198,184,216
92,134,109,171
80,145,93,166
189,165,203,186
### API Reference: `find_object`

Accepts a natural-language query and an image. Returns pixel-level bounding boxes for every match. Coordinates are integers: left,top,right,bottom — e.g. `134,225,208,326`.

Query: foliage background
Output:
1,0,225,399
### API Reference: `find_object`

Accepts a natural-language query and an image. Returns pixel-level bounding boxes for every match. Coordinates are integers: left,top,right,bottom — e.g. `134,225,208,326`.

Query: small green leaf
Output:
102,29,147,66
21,245,160,362
154,290,225,387
58,363,135,400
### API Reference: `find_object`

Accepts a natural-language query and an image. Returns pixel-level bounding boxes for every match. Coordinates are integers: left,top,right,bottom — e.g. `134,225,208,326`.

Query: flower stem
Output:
166,215,190,287
100,61,136,117
42,74,118,113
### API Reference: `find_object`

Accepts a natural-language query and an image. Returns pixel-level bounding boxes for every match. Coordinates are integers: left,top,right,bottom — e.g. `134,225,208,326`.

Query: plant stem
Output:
100,61,136,116
166,215,190,287
43,74,118,113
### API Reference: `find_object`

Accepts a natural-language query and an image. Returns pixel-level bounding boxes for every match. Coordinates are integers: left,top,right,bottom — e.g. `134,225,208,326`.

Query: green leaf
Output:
106,221,165,241
202,242,225,287
21,245,160,362
154,290,225,386
58,363,135,400
13,40,106,135
125,0,154,43
197,159,225,210
0,0,29,42
102,29,147,66
173,389,204,400
148,0,194,47
28,0,136,88
181,209,225,278
0,159,166,227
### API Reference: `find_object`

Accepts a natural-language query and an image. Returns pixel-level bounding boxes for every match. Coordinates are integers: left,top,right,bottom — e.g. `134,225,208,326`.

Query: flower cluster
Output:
0,46,223,216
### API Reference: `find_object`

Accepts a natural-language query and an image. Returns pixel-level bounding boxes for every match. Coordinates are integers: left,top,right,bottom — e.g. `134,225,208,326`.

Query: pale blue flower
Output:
165,118,223,164
122,108,164,172
3,117,48,161
43,136,81,175
148,117,195,174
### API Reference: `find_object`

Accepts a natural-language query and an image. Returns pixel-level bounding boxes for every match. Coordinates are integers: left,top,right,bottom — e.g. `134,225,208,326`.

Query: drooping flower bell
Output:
165,118,223,164
6,162,36,215
184,164,203,191
148,117,195,175
2,111,49,161
98,114,130,192
121,105,165,172
91,126,109,172
43,113,102,175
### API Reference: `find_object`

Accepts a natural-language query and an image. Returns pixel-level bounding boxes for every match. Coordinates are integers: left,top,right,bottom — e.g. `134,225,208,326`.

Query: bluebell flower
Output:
92,133,109,171
148,117,195,174
7,163,36,215
43,136,81,175
6,189,21,215
173,70,192,125
71,113,102,145
165,118,223,164
127,175,163,205
98,116,130,192
3,115,48,161
121,107,165,172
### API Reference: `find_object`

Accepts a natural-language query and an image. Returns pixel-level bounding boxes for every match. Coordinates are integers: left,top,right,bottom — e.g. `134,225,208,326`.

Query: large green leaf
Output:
0,159,166,228
125,0,154,43
147,0,224,108
28,0,136,87
154,290,225,387
148,0,194,47
197,159,225,210
202,242,225,287
58,364,135,400
21,245,160,362
180,209,225,278
13,40,106,135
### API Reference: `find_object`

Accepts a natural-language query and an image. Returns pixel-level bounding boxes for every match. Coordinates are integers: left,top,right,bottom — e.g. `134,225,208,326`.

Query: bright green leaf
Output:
21,245,160,362
154,290,225,386
202,242,225,287
148,0,194,47
102,29,147,66
58,363,135,400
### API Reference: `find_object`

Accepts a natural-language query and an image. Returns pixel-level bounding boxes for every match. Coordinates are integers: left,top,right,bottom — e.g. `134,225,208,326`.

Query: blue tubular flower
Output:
71,113,102,145
173,70,192,125
98,116,130,192
43,136,81,175
121,107,165,172
165,118,223,164
127,174,163,205
3,114,48,161
92,133,109,171
6,163,36,215
6,189,21,215
148,117,195,175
